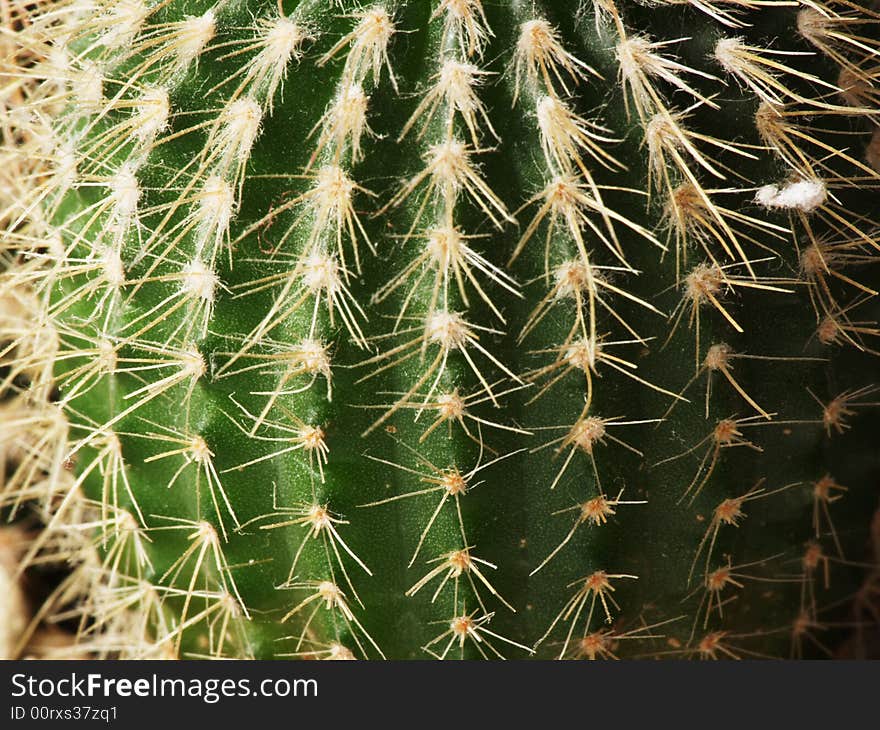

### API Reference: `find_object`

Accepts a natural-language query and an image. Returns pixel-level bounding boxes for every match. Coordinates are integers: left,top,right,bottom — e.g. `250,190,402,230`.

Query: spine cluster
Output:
0,0,878,660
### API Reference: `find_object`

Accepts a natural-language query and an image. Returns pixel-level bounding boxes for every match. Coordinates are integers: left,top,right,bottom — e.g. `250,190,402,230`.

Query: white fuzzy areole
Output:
53,142,78,191
175,10,216,70
314,82,370,163
110,164,141,224
182,258,219,302
246,15,311,106
219,97,263,163
294,338,333,376
75,61,104,110
426,310,469,350
264,15,309,65
195,176,236,256
713,36,743,74
134,87,170,144
301,252,341,295
755,178,827,212
101,0,149,51
101,246,126,288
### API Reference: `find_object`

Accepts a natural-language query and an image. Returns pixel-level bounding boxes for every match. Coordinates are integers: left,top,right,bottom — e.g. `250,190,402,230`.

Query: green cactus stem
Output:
1,0,879,660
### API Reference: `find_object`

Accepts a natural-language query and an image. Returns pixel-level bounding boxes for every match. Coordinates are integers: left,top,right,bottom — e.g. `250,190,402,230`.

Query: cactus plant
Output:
1,0,879,660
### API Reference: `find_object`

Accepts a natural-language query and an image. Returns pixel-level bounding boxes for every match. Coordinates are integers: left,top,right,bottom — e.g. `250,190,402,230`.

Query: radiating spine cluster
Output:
0,0,878,660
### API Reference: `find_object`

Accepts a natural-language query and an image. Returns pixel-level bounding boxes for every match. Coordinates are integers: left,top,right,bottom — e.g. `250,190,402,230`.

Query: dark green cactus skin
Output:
43,0,880,659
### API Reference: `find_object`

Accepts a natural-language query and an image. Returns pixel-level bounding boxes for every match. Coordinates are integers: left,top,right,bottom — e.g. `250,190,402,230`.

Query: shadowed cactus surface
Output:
1,0,880,660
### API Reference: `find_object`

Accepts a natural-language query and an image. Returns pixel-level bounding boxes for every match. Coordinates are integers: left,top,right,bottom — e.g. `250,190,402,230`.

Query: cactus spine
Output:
1,0,879,659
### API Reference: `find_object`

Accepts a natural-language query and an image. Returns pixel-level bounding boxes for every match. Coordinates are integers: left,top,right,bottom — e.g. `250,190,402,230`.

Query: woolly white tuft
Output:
755,178,827,212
